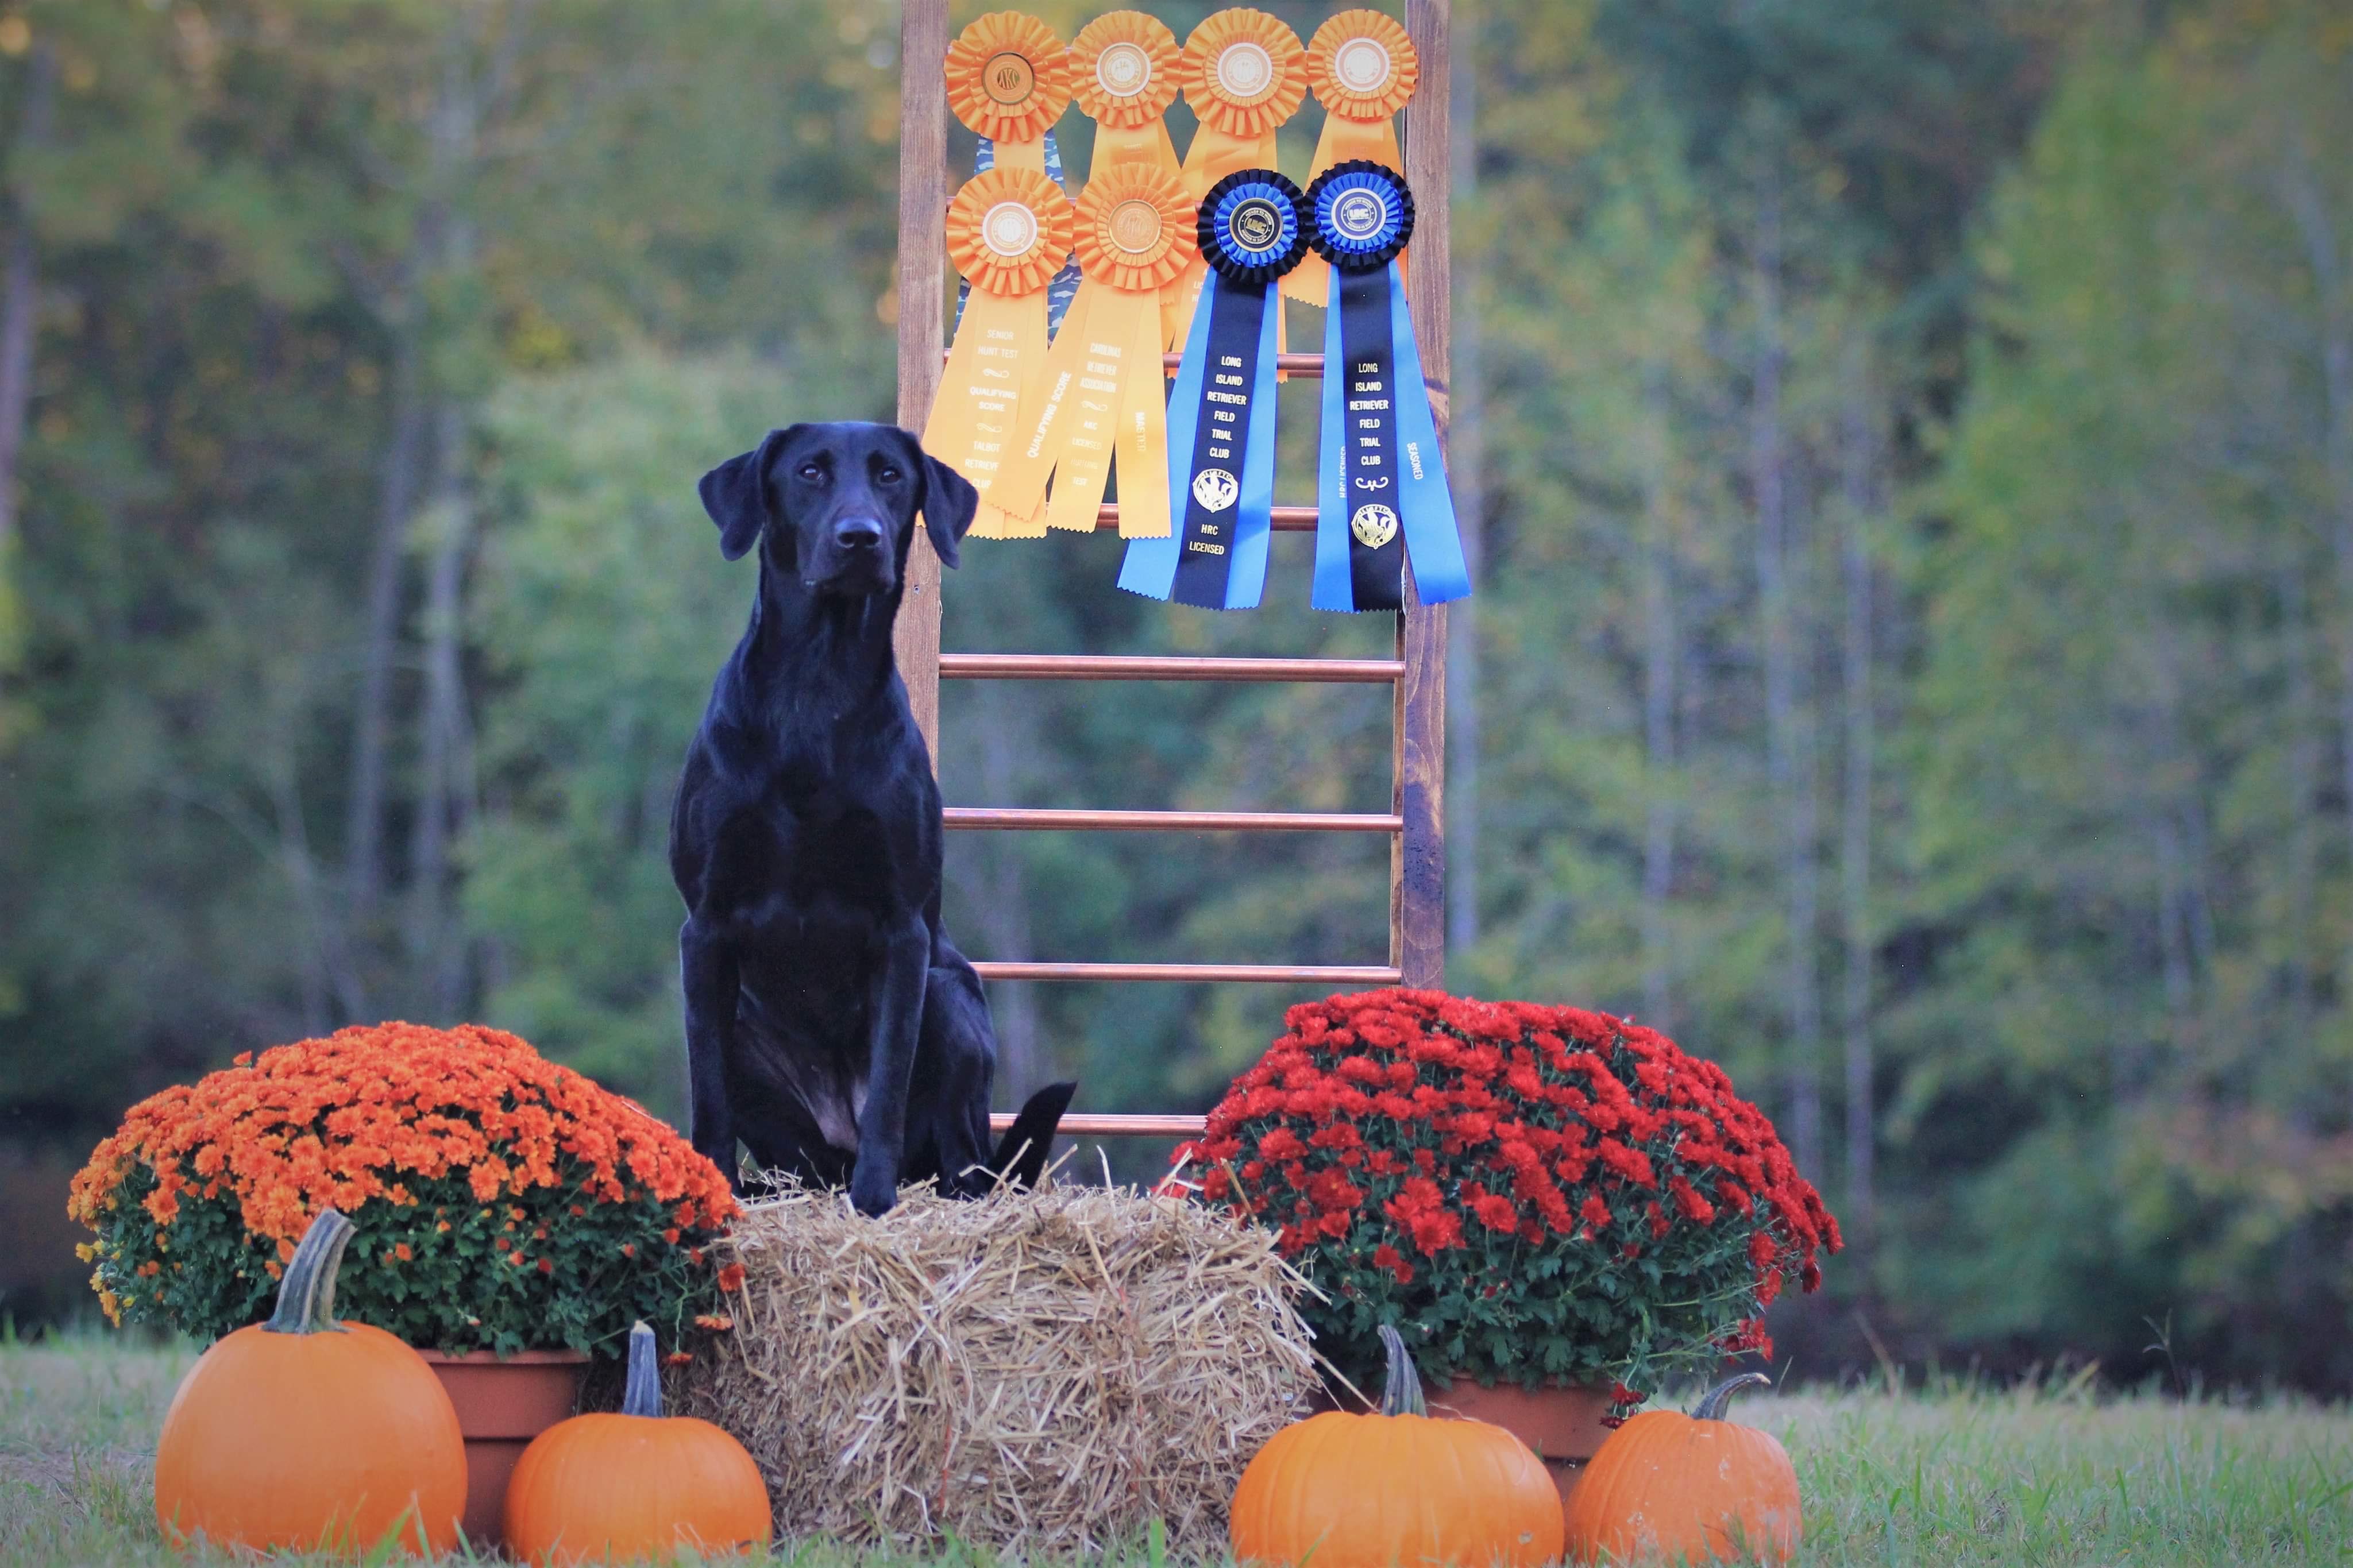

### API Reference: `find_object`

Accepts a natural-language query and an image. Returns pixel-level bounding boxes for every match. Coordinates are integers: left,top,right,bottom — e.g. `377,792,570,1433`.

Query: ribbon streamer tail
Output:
1117,295,1172,539
1117,276,1220,601
1222,284,1283,608
1311,272,1358,612
1387,265,1470,603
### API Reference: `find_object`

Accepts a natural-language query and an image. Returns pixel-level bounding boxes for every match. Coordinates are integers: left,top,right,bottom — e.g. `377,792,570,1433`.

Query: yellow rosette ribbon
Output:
925,168,1076,540
1170,9,1307,344
945,12,1073,175
1287,10,1419,306
991,165,1196,539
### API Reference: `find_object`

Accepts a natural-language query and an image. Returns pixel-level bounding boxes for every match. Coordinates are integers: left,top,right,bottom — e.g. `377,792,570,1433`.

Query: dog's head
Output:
697,422,979,596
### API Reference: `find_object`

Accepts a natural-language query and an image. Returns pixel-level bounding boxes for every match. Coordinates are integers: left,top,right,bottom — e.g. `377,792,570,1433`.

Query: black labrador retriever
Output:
675,420,1074,1215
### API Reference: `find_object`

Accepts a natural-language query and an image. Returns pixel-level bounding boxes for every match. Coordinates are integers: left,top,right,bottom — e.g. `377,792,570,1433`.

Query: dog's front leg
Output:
680,917,742,1191
849,916,930,1217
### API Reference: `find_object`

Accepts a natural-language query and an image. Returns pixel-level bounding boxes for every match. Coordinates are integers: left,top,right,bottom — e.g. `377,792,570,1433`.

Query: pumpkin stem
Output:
1377,1324,1427,1418
622,1319,664,1419
1690,1370,1772,1421
262,1210,353,1336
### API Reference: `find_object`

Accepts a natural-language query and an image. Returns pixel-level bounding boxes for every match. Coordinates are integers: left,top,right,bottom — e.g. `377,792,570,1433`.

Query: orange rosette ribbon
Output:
945,12,1073,175
1070,11,1182,178
1178,7,1310,163
925,168,1077,540
1170,9,1307,345
992,165,1196,539
1289,10,1420,304
1070,13,1188,347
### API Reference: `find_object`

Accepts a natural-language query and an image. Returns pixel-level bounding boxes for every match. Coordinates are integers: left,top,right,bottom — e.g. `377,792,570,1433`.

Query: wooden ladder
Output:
890,0,1455,1142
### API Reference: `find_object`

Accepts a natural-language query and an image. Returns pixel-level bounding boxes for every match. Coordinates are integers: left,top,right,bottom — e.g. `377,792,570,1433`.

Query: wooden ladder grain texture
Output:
893,0,1453,1135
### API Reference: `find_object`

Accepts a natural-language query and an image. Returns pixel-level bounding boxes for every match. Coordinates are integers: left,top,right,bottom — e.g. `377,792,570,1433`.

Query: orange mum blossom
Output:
71,1022,739,1358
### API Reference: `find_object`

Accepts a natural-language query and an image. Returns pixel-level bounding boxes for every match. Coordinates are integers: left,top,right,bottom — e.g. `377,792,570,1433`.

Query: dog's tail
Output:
990,1081,1077,1188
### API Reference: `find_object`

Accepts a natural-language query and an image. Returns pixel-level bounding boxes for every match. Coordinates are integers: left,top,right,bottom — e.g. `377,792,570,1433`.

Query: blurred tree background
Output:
4,0,2350,1393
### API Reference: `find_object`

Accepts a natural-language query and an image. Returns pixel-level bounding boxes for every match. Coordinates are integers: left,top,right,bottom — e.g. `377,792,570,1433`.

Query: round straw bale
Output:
672,1179,1319,1557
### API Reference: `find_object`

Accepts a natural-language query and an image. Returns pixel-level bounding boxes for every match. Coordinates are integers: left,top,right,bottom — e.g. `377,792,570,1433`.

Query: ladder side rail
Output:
1395,0,1453,990
894,0,951,764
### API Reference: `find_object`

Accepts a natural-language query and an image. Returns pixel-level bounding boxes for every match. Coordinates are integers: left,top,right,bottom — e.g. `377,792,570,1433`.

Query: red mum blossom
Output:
1189,988,1837,1402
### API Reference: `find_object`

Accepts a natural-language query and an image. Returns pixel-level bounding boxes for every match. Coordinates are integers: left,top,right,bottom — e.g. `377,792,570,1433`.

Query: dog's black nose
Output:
835,517,884,551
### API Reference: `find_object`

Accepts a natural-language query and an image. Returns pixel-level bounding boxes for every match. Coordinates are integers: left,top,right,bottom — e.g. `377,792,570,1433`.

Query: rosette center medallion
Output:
1333,37,1392,94
1216,40,1276,101
1109,199,1165,254
982,201,1042,258
983,51,1035,105
1097,41,1152,95
1228,198,1282,253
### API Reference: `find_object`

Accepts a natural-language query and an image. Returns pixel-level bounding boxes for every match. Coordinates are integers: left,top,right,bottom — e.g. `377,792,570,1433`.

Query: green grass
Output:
4,1330,2350,1566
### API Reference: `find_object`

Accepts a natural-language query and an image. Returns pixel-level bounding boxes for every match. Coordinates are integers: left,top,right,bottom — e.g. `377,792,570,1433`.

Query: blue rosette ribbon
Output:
1306,161,1470,612
1118,168,1310,609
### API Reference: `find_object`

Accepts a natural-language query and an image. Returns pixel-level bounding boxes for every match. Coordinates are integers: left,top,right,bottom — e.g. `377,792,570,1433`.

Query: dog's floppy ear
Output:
699,426,802,561
913,442,978,570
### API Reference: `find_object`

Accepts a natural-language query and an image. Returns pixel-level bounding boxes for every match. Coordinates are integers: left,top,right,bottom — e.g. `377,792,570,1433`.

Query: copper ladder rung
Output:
1093,503,1317,531
946,349,1326,377
947,808,1398,833
974,961,1402,984
940,653,1403,683
990,1111,1206,1137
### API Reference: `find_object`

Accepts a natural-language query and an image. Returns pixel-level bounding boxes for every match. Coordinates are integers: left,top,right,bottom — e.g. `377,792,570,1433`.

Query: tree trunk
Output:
1837,334,1877,1245
0,43,57,563
407,397,477,1019
2277,152,2353,1119
1750,159,1823,1181
346,325,428,935
2277,557,2318,1114
1444,5,1483,959
1638,364,1677,1031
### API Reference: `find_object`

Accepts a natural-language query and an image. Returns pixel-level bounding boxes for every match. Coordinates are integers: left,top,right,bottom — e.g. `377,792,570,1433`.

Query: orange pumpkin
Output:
1232,1325,1565,1568
1564,1372,1800,1564
153,1209,465,1554
503,1319,771,1564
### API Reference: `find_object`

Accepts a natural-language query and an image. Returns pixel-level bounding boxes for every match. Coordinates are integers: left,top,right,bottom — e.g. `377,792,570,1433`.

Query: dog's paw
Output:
850,1167,898,1218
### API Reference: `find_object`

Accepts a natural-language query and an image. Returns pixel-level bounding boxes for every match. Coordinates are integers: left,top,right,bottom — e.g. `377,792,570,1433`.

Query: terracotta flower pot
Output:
419,1348,591,1548
1425,1377,1615,1506
1316,1369,1614,1505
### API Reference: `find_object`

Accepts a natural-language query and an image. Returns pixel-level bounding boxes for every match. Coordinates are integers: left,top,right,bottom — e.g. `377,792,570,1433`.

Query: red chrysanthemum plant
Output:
1179,991,1838,1413
69,1022,742,1357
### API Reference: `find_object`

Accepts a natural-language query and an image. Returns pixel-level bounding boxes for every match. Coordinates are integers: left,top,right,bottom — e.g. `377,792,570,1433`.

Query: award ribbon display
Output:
1306,161,1471,613
1118,169,1310,609
1068,11,1186,348
1286,10,1418,308
1170,9,1307,345
990,165,1196,539
944,12,1073,176
927,168,1076,540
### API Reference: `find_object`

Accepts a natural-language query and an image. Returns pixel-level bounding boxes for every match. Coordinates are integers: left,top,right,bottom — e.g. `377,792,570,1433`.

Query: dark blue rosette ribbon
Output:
1306,161,1470,612
1118,168,1310,609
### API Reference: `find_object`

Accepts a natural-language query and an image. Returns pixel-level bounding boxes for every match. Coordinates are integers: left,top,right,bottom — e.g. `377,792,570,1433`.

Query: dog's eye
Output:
797,462,822,481
877,466,902,484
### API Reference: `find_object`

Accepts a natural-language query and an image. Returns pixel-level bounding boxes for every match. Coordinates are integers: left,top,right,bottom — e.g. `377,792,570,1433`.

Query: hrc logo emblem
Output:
1350,503,1399,549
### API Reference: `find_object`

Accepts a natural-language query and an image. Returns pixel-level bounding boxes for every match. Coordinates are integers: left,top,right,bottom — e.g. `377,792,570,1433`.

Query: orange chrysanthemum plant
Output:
69,1023,740,1357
